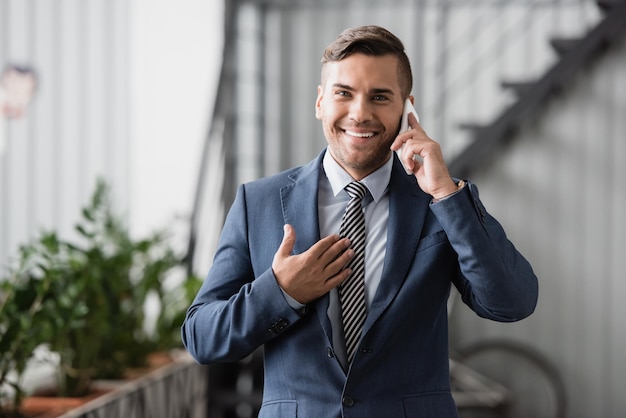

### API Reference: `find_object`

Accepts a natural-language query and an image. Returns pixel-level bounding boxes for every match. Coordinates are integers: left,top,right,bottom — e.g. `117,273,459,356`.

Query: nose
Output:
348,96,373,123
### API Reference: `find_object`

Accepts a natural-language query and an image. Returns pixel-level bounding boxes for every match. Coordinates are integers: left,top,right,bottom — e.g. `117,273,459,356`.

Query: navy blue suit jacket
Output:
182,150,538,418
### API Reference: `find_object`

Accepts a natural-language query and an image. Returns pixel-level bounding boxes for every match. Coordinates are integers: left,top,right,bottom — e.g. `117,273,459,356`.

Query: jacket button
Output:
342,396,354,407
326,347,334,358
267,318,289,335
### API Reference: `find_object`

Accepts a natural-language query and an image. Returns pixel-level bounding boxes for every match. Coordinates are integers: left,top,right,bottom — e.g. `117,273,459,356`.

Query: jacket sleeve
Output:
429,181,538,322
181,184,303,364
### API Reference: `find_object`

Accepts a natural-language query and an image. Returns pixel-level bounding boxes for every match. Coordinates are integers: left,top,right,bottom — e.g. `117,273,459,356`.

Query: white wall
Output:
1,0,133,266
129,0,223,249
0,0,224,271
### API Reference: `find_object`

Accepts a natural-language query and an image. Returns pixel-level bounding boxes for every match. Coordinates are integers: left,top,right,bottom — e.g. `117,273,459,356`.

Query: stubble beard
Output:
329,132,394,178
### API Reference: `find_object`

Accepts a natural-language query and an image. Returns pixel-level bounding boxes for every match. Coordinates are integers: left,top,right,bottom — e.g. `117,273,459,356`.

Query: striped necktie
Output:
339,181,368,362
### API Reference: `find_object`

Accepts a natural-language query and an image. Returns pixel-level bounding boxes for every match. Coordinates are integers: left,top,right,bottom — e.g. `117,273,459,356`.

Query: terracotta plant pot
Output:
18,389,110,418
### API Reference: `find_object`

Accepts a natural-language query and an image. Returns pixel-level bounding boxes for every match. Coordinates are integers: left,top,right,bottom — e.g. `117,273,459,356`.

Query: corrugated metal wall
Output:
229,0,601,188
0,0,130,268
221,1,625,416
450,35,626,418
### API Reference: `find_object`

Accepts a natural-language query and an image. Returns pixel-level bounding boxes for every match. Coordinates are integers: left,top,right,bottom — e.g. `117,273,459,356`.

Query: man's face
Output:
315,53,405,180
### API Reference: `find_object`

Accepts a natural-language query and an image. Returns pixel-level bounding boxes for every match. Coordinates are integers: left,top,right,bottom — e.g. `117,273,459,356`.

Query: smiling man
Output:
182,25,538,418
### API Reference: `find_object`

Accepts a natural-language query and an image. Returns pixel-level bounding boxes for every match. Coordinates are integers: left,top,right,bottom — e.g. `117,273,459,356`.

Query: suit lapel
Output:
279,151,334,342
362,157,432,336
280,158,321,255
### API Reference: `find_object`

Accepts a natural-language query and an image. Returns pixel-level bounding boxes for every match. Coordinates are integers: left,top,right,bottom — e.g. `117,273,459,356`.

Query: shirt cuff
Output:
280,287,307,313
431,179,466,204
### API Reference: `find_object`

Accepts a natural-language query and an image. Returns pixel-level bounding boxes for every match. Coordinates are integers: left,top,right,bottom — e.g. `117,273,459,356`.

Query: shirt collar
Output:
322,149,392,202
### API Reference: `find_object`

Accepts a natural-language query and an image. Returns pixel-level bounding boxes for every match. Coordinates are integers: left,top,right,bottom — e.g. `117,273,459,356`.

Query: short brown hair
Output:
321,25,413,98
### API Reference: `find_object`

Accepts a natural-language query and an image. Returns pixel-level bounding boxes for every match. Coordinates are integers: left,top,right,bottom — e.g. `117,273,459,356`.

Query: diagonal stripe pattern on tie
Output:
339,181,368,363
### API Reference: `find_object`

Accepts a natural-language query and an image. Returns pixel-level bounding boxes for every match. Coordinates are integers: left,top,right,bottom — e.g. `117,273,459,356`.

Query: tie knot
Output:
345,181,367,200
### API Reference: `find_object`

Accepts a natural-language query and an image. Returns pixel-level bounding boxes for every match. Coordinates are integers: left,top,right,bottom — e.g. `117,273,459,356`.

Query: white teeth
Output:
345,130,375,138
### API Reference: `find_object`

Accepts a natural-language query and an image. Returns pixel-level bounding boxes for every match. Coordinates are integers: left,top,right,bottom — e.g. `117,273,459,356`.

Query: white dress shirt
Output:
279,149,392,368
280,151,392,307
318,150,392,308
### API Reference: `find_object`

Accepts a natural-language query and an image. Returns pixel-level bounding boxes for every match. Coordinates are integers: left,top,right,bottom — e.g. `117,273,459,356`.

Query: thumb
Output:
276,224,296,258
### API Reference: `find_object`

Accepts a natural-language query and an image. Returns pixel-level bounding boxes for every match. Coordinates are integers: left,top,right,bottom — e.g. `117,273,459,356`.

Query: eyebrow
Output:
332,83,396,96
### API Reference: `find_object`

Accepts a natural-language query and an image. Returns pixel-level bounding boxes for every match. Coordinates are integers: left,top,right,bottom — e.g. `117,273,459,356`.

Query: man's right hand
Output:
272,224,354,304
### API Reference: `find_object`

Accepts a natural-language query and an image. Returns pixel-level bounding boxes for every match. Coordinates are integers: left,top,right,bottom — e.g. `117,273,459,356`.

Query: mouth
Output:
343,129,377,139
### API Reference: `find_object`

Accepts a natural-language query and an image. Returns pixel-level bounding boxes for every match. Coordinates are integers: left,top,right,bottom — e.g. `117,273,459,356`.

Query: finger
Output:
403,155,415,173
392,113,424,147
407,111,420,129
325,247,354,273
399,142,421,173
412,158,423,174
390,133,407,151
390,125,424,151
309,234,344,258
325,267,352,288
316,236,350,264
276,224,296,258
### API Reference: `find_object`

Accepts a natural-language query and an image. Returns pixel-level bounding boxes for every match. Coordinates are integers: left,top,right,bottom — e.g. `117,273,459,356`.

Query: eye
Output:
335,90,351,97
372,95,388,101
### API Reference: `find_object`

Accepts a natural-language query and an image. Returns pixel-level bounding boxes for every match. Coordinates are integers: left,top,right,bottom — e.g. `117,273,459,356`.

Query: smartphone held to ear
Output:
400,99,419,133
397,99,420,174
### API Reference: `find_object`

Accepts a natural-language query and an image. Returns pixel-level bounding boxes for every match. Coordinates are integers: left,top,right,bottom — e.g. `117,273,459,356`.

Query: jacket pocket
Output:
258,400,298,417
403,391,459,417
416,230,448,253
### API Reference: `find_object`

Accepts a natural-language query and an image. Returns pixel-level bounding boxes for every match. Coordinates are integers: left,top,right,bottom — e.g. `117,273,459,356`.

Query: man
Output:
182,25,538,417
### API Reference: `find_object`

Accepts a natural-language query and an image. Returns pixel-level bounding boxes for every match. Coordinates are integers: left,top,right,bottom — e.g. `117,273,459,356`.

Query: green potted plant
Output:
0,244,57,417
0,178,200,415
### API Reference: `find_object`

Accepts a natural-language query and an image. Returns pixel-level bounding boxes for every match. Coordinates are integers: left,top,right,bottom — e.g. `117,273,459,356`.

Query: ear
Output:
315,85,323,120
409,95,415,106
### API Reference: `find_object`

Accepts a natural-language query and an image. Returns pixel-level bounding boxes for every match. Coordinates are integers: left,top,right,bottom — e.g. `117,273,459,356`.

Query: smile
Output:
345,130,376,138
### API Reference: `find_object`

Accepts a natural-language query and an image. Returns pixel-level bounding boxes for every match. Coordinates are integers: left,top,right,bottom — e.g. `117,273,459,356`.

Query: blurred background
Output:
1,0,625,417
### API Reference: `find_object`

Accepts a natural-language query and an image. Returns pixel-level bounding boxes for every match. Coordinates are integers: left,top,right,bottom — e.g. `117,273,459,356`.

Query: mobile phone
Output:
397,99,420,174
400,98,419,133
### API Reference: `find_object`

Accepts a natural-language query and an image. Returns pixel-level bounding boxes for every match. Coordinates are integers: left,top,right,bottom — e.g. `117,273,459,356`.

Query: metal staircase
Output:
449,0,626,178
